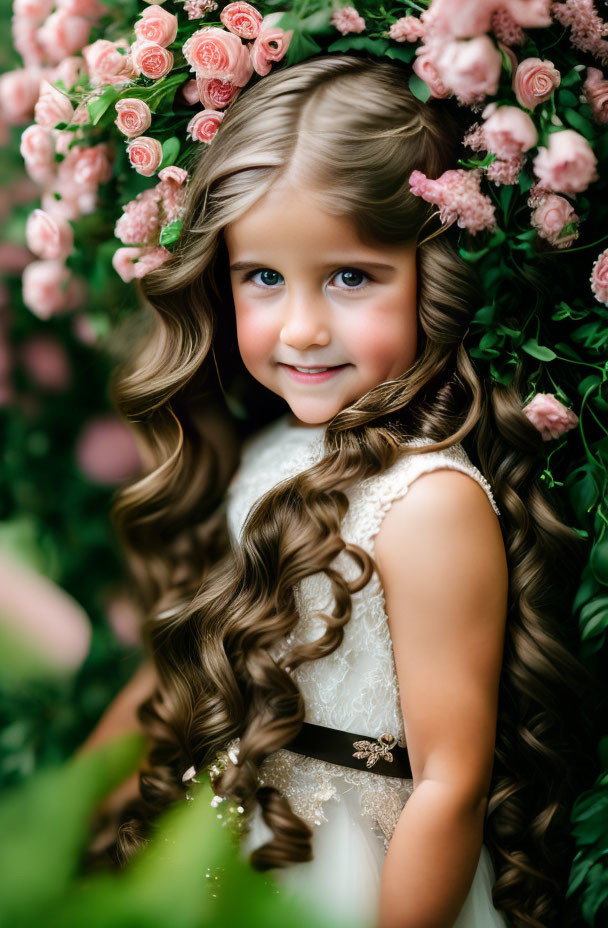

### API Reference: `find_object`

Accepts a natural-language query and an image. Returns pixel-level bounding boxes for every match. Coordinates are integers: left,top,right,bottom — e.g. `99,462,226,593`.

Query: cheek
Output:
234,302,276,368
345,299,417,374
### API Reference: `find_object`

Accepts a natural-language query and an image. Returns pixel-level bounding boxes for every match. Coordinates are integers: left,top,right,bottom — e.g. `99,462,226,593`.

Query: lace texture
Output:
226,414,501,844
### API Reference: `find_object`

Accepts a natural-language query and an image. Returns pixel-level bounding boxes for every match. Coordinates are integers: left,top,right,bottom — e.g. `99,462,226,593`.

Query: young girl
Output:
90,53,592,928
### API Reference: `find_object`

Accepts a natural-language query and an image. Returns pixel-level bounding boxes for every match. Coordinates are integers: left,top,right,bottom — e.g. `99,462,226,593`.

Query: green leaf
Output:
562,108,595,140
561,68,583,89
86,85,119,126
590,539,608,586
160,136,180,170
385,45,416,64
327,36,389,55
518,172,534,194
558,89,581,108
408,71,431,103
521,338,557,361
285,28,322,65
159,219,183,246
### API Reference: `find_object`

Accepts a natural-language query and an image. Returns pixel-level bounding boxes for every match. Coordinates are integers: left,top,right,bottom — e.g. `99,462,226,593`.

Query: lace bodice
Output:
226,412,501,845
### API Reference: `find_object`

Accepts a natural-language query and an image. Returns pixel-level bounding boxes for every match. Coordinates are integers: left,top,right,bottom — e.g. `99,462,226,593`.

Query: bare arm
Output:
374,469,508,928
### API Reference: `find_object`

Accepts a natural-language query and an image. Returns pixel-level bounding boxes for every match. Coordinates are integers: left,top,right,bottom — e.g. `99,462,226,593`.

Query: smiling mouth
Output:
279,363,350,382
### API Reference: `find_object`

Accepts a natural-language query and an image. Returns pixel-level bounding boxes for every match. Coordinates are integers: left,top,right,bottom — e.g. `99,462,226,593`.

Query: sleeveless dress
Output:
225,412,508,928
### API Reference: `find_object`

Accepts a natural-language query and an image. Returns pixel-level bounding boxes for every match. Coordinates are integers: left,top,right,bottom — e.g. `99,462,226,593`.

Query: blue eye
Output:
247,269,284,287
333,268,371,289
242,266,373,290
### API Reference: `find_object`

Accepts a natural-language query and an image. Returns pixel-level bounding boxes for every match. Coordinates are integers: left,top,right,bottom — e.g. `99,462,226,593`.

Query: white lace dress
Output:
226,412,508,928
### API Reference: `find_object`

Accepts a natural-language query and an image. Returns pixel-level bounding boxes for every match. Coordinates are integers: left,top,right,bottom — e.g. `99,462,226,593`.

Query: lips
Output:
279,363,350,384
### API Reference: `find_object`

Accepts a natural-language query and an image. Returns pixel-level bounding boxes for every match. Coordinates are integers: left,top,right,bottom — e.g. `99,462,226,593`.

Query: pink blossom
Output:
105,590,143,647
158,166,188,185
590,247,608,304
157,167,188,223
436,35,503,104
331,6,366,35
487,154,525,185
82,38,138,88
50,55,85,92
533,129,598,194
389,16,425,42
126,136,163,176
220,2,263,39
232,40,255,85
249,25,292,77
22,259,81,318
66,143,113,189
522,393,578,441
409,168,497,234
115,98,152,138
114,188,162,245
34,79,75,128
76,415,143,484
182,26,245,82
490,7,525,46
412,44,450,98
552,0,608,67
37,12,92,64
131,40,174,79
56,0,106,17
186,108,224,143
429,0,497,39
530,193,579,247
71,312,97,345
180,79,200,104
20,123,55,172
20,334,72,390
12,16,46,67
112,245,172,281
183,0,219,20
483,105,538,157
134,4,178,48
26,208,74,260
197,75,242,108
583,67,608,124
513,57,560,110
13,0,54,19
507,0,552,28
463,121,487,151
0,68,43,125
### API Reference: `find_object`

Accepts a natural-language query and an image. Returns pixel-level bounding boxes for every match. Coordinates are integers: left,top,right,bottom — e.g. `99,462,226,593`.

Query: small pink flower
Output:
583,67,608,125
37,11,92,65
186,108,224,143
490,7,525,46
331,5,366,35
533,129,598,195
134,4,178,47
486,154,525,186
220,2,263,40
126,135,163,176
182,26,245,82
436,35,503,105
553,0,608,67
26,208,74,260
389,16,425,43
0,68,43,125
115,98,152,138
409,168,497,235
112,245,172,282
34,79,75,129
197,76,242,109
158,166,188,185
56,0,106,17
412,44,450,99
76,415,143,484
483,105,538,158
20,123,54,168
22,259,81,318
114,188,161,245
50,55,85,92
131,40,174,79
429,0,496,39
250,26,293,77
590,247,608,304
513,57,560,111
82,38,138,88
530,193,579,248
20,334,72,391
507,0,552,29
70,143,113,188
183,0,219,20
13,0,53,19
522,393,578,441
12,16,46,68
180,79,200,104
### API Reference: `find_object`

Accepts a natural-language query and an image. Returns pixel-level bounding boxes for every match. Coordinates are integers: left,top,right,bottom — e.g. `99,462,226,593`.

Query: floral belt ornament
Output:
352,732,399,768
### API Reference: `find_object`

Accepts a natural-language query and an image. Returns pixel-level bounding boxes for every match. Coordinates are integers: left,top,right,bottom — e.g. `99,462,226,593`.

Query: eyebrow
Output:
229,260,397,272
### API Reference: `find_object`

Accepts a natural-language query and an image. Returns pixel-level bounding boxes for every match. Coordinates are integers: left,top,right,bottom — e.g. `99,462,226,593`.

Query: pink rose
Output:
180,79,200,104
126,135,163,176
37,12,92,65
26,208,74,260
115,98,152,138
13,0,54,19
82,38,138,87
220,2,263,39
436,35,503,104
22,259,81,318
583,67,608,125
483,105,538,158
412,44,450,98
182,27,245,82
20,123,54,168
186,108,224,143
232,40,254,86
250,26,293,77
112,245,172,281
0,68,42,125
131,40,174,79
389,16,425,43
429,0,496,39
114,188,162,245
506,0,551,29
197,75,242,108
590,247,608,305
134,4,178,47
76,415,143,484
12,17,46,68
20,335,72,391
34,79,75,128
50,55,85,92
522,393,578,441
56,0,106,17
157,165,188,185
530,193,579,248
69,143,114,188
513,57,560,110
330,6,366,35
533,130,598,194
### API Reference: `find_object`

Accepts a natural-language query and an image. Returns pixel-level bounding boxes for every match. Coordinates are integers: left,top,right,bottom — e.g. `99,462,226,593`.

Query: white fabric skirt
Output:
241,777,509,928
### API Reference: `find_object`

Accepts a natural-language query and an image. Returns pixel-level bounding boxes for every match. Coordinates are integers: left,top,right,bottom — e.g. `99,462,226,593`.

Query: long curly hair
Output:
88,54,597,927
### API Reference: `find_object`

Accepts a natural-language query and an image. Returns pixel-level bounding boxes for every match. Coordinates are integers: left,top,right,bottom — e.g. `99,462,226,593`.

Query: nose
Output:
279,288,331,350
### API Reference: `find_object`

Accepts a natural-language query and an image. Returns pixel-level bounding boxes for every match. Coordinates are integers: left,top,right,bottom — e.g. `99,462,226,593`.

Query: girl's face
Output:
224,180,419,427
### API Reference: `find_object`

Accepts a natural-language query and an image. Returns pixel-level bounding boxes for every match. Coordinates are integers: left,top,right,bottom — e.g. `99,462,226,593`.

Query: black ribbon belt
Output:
282,722,412,779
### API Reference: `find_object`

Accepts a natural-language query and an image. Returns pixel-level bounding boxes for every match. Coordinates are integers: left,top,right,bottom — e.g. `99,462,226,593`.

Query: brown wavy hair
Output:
88,55,597,927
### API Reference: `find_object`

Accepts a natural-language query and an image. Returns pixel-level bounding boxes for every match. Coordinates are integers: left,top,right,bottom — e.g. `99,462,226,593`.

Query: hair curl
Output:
85,55,598,927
